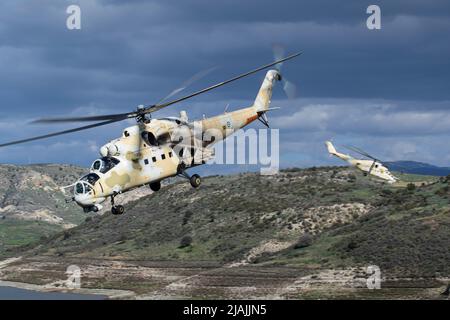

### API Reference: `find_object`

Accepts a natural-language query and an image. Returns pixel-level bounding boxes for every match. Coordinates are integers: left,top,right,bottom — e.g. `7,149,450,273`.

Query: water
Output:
0,286,107,300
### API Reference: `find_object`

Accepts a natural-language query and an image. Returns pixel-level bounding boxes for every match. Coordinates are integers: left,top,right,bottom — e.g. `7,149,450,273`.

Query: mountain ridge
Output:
386,161,450,176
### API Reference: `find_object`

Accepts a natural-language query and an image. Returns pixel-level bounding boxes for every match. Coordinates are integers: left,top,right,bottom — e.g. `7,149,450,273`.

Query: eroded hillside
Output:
12,166,449,274
0,164,152,253
1,166,448,299
0,164,86,252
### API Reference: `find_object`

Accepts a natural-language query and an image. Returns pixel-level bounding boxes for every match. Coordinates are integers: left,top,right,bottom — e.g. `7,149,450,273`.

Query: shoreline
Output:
0,280,136,300
0,257,135,299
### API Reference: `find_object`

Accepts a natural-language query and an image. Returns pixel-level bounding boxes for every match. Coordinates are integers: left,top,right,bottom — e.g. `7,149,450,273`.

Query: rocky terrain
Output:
0,164,152,254
0,164,85,253
0,166,448,299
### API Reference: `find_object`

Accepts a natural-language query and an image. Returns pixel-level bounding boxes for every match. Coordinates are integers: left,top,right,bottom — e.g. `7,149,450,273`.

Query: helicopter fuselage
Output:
73,69,281,212
73,105,263,212
325,141,398,184
348,158,397,183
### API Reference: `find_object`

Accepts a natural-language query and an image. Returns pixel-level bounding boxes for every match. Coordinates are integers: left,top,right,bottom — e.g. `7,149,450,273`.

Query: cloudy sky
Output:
0,0,449,172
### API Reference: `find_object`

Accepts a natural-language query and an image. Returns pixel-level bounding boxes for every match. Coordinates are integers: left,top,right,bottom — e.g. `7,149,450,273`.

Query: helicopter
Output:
0,52,301,215
325,141,398,184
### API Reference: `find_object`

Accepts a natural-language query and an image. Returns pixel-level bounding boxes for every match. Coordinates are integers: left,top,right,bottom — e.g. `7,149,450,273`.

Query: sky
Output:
0,0,449,172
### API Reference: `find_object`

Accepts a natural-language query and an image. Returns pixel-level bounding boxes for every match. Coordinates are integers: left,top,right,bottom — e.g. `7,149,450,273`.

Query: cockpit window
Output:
81,173,100,185
90,157,120,174
75,181,92,195
75,173,100,195
92,160,102,171
76,182,84,194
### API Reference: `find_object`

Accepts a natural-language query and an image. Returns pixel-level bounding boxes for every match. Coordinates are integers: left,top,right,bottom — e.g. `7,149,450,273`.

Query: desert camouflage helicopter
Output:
325,141,398,184
0,52,301,214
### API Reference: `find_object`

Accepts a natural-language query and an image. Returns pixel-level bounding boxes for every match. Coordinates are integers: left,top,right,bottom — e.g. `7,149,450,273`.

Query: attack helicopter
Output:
325,141,398,184
0,52,301,215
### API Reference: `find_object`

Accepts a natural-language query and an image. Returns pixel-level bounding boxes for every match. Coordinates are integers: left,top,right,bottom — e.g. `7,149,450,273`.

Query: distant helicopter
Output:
0,52,301,215
325,141,398,183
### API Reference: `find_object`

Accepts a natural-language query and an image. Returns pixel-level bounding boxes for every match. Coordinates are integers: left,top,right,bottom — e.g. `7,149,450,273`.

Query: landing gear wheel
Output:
149,182,161,192
112,205,125,215
190,174,201,188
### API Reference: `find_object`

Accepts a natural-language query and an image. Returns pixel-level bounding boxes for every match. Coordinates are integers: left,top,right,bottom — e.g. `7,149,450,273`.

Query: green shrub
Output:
347,240,359,251
182,211,193,225
63,231,71,240
179,235,193,248
294,233,313,249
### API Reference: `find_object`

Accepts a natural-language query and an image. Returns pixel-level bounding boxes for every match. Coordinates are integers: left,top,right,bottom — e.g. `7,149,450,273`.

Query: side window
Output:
144,159,149,165
152,156,157,162
169,152,173,158
161,154,166,160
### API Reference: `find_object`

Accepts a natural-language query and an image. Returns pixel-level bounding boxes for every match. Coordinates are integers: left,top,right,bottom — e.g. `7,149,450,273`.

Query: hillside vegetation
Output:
0,164,86,252
11,166,449,279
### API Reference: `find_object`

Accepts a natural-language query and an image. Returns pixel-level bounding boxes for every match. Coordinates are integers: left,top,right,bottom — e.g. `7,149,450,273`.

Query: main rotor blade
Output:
155,66,219,105
144,51,303,114
32,52,301,124
344,145,374,159
343,145,378,161
351,145,378,160
0,119,123,148
31,112,134,124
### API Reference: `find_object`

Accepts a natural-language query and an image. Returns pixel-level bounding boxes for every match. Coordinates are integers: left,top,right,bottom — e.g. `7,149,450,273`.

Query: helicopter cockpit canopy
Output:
90,157,120,174
75,173,100,195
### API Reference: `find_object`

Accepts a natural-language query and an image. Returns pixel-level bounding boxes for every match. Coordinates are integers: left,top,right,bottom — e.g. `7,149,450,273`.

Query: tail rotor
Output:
273,44,298,99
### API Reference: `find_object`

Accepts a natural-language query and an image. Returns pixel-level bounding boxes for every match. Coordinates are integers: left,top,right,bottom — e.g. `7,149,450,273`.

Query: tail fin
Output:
253,70,281,112
325,141,337,155
325,141,352,161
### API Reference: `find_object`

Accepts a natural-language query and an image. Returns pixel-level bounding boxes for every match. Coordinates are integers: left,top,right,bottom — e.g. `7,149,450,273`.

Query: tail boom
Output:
325,141,352,161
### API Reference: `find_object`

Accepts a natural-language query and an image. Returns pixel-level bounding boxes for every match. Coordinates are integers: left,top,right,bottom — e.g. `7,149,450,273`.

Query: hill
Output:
0,164,86,252
387,161,450,176
0,164,152,254
1,166,448,299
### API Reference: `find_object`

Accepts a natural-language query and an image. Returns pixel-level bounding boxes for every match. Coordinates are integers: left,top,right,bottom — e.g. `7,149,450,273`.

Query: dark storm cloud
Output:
100,0,450,24
0,0,449,168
